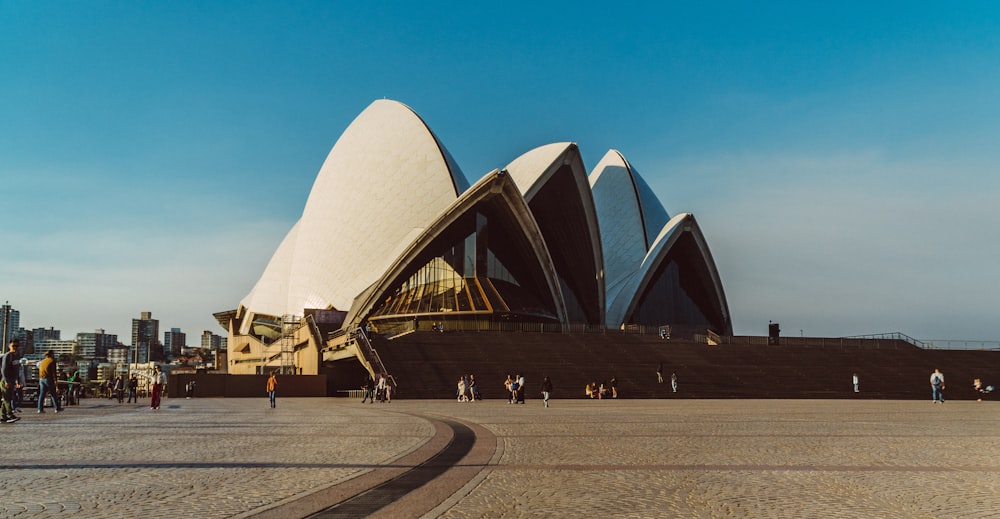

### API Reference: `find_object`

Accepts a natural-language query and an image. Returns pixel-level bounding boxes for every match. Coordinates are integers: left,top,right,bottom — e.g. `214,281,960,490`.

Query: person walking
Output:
852,372,860,393
127,375,138,403
150,365,166,410
361,375,373,404
2,338,22,423
469,374,480,401
515,373,526,404
266,371,278,408
541,376,553,408
457,376,468,402
657,362,664,384
37,350,64,414
376,373,387,403
114,375,125,403
930,368,945,403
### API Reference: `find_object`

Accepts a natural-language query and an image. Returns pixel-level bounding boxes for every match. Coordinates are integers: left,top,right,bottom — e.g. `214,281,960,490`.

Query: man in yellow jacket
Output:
37,350,64,414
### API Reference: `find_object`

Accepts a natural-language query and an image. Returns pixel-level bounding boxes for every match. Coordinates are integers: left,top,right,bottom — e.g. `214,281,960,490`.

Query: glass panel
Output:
456,279,473,311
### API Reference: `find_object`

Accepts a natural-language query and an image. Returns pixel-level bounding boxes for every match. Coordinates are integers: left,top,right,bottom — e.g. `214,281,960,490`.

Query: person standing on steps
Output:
657,362,664,384
852,372,860,393
267,371,278,408
671,372,678,393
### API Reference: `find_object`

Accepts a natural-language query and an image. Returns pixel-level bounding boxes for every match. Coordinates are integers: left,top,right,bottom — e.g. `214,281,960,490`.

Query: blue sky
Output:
2,2,999,343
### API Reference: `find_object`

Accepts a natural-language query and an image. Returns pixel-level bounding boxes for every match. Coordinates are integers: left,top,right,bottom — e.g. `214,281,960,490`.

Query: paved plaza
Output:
1,396,998,518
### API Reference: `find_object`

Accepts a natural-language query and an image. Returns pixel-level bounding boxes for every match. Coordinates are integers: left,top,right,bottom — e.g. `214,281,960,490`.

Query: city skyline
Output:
3,3,999,342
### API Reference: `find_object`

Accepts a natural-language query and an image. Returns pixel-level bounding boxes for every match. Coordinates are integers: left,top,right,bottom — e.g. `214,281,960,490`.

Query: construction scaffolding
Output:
279,314,300,375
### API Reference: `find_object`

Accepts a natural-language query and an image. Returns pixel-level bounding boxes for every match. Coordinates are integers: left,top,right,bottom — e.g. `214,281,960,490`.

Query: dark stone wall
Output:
168,373,328,398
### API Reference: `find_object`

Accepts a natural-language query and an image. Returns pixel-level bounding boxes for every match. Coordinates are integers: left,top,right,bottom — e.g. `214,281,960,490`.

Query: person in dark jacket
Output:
2,339,22,422
541,376,553,408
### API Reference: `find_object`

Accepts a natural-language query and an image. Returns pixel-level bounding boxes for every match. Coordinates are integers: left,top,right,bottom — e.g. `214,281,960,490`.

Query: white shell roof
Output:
240,220,301,320
605,213,731,331
590,150,670,313
346,169,568,326
503,142,575,200
240,99,468,319
606,213,691,326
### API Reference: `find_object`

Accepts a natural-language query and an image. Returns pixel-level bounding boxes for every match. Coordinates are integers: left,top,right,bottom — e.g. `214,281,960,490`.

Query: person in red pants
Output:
151,365,166,410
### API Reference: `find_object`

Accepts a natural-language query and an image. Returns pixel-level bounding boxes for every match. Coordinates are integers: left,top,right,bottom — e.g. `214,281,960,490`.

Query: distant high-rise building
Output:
164,328,186,358
34,327,60,342
1,302,19,346
201,330,223,351
76,329,118,359
35,339,77,358
131,311,161,363
14,327,31,353
107,344,129,364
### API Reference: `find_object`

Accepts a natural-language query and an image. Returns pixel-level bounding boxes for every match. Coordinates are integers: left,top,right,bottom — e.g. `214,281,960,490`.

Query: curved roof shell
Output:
504,143,606,324
240,100,468,324
233,99,731,342
590,150,670,315
346,169,567,326
607,213,732,334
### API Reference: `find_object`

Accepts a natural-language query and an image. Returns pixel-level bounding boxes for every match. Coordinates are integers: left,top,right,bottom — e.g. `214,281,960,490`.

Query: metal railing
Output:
369,319,676,337
305,314,324,349
843,332,927,348
841,332,1000,350
364,322,999,352
350,327,395,389
917,339,1000,351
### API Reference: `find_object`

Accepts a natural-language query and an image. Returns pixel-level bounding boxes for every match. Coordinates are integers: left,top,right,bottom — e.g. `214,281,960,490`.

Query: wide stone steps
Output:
367,331,998,401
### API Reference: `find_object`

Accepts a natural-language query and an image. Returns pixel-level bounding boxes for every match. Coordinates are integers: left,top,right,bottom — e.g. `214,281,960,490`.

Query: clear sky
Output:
2,2,999,344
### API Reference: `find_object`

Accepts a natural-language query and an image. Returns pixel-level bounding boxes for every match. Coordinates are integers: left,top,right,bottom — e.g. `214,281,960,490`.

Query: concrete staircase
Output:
365,331,999,401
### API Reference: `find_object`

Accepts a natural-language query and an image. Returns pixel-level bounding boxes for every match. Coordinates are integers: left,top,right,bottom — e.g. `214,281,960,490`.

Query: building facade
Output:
164,328,186,358
1,303,19,346
218,100,732,377
200,330,223,351
76,329,118,359
35,339,77,358
131,311,160,363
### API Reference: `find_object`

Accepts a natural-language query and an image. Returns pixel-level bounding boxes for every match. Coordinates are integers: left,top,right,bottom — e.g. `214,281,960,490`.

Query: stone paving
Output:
1,397,999,518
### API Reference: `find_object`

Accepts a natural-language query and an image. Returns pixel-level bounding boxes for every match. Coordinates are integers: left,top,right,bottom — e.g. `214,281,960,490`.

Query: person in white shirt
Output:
151,365,167,410
930,369,945,403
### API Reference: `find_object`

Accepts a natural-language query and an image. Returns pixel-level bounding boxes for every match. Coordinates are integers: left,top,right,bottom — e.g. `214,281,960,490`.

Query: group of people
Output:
585,377,618,399
504,373,526,404
2,342,64,421
655,363,679,392
104,374,141,403
501,373,554,407
360,373,393,404
1,337,172,425
456,374,480,402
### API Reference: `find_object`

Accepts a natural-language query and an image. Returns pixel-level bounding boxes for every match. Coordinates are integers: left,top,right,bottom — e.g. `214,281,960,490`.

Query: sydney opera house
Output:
216,100,732,378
